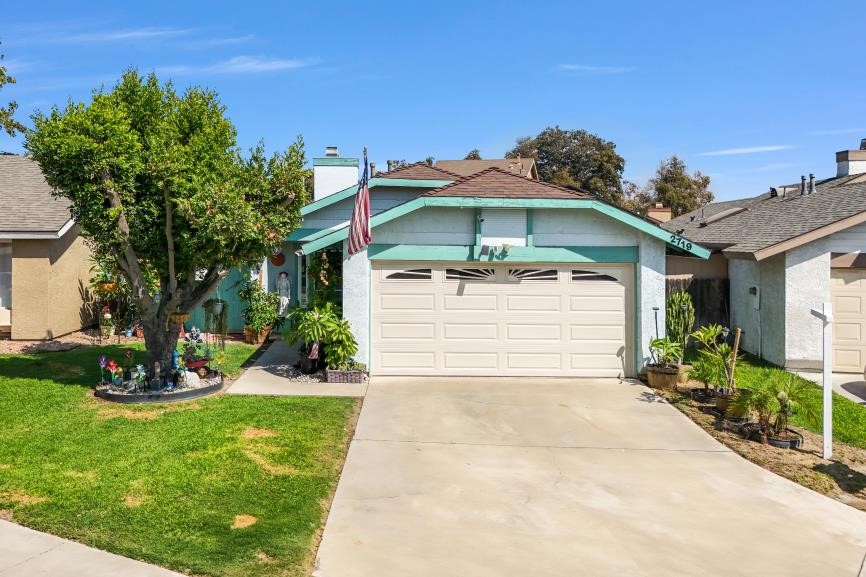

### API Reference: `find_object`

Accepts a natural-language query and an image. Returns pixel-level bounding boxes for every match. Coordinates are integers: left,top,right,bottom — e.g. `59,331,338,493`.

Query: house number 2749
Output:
669,234,693,251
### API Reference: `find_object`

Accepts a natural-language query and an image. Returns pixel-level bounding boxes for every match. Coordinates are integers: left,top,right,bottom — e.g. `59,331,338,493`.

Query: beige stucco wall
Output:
666,253,728,280
11,227,93,339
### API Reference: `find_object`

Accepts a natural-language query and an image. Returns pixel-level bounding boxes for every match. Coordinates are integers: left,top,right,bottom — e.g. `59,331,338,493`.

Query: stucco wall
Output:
303,188,422,230
729,259,761,356
638,237,666,367
759,254,786,366
784,240,830,369
11,228,92,339
342,240,370,365
666,253,728,280
533,209,639,246
375,207,475,245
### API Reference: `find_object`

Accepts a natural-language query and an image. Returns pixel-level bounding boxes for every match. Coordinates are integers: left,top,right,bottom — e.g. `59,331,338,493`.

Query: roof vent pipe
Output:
809,173,816,194
769,187,778,198
800,175,806,196
861,138,866,151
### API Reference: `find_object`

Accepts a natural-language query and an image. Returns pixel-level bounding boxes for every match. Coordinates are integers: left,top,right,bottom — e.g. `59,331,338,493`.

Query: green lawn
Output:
0,343,357,577
721,354,866,449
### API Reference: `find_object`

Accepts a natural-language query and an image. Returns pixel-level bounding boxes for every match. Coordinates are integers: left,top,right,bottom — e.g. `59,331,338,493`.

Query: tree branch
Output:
181,265,229,312
101,171,153,312
163,184,178,301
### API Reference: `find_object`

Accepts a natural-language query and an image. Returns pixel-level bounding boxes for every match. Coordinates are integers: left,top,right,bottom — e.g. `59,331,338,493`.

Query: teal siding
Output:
188,268,248,333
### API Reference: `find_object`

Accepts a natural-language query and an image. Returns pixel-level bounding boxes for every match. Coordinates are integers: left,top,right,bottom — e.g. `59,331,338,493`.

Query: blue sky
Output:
2,1,865,201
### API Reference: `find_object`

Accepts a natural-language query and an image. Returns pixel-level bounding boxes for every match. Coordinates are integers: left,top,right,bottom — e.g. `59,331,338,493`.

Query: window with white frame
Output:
0,244,11,310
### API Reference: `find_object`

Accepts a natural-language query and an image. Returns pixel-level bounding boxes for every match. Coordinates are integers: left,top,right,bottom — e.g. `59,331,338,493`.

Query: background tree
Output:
621,180,654,214
464,148,481,160
506,126,625,204
647,155,713,217
26,71,308,375
0,45,25,136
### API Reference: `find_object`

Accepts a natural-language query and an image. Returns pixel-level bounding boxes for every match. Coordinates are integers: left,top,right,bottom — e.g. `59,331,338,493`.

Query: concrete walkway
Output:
228,339,367,397
0,520,182,577
795,370,866,404
315,377,866,577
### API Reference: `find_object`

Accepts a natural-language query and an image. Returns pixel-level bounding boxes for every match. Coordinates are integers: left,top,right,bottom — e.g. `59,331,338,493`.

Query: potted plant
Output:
646,337,683,390
323,317,364,383
239,280,279,344
284,304,337,373
666,289,695,384
728,372,819,449
99,305,114,338
691,324,741,412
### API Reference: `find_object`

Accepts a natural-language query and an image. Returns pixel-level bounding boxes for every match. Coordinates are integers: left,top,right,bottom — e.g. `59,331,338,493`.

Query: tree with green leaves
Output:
647,155,713,217
506,126,625,204
464,149,481,160
0,45,25,136
26,71,308,376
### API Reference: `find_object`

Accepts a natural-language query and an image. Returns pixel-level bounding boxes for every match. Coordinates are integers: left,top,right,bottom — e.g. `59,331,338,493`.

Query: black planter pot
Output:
690,388,715,404
767,431,803,449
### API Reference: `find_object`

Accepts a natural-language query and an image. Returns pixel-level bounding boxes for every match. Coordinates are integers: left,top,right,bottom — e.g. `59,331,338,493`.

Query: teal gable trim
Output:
302,196,710,259
312,157,358,167
367,244,638,263
286,228,320,241
300,178,454,216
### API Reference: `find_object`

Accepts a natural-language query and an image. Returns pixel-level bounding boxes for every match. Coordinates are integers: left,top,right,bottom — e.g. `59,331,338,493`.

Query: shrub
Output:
666,289,694,362
239,280,280,333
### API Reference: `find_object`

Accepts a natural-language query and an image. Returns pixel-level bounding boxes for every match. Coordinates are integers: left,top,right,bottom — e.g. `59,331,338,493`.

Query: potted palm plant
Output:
666,290,695,384
691,324,741,412
728,372,819,449
646,337,683,390
284,303,366,381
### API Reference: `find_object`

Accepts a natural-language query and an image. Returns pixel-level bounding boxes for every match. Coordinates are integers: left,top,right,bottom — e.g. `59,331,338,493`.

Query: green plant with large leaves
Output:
691,324,739,392
728,371,820,437
649,337,682,367
26,71,308,374
284,303,360,370
239,280,279,334
666,289,694,363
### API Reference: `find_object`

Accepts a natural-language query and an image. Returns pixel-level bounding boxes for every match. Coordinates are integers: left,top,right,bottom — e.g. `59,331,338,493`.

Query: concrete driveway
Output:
315,378,866,577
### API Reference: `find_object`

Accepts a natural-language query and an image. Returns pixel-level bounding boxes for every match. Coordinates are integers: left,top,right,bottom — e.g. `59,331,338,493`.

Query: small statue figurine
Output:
276,271,292,317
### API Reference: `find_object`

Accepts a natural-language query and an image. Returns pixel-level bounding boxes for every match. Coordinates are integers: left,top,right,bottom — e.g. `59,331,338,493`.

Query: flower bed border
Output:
94,376,224,404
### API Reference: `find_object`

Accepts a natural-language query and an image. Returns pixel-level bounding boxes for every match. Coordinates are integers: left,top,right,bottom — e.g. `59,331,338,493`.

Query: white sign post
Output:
811,302,833,460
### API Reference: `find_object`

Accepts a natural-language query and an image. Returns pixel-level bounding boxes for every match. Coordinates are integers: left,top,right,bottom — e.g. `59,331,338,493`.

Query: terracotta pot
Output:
133,326,144,338
196,367,209,378
98,281,117,293
169,312,190,324
244,325,271,345
270,252,286,266
646,365,679,390
185,359,209,369
677,364,692,384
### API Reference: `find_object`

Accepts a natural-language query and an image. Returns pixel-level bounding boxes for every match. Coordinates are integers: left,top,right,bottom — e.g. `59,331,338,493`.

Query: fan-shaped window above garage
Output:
445,268,495,281
507,268,558,282
571,270,618,282
385,269,432,280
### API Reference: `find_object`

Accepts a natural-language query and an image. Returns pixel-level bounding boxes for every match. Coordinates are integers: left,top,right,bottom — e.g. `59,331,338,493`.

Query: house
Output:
662,139,866,373
269,147,708,378
0,154,93,339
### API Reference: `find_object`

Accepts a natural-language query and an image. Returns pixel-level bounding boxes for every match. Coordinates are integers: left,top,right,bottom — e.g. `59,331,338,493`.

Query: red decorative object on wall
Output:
270,252,286,266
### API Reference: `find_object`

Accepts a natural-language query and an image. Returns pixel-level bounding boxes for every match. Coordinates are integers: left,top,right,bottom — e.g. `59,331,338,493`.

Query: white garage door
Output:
371,262,633,377
831,268,866,372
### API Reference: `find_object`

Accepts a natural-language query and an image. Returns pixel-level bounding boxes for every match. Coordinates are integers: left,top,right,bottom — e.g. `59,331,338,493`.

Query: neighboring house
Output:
269,147,708,378
434,158,539,180
663,140,866,373
0,154,93,339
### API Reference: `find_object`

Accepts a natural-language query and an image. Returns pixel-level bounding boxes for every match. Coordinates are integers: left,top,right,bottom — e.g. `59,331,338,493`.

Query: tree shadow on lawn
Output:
814,461,866,494
0,344,148,387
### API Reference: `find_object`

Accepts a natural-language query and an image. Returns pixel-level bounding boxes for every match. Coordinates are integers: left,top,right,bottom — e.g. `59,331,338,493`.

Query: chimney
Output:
312,146,359,201
370,162,377,177
836,139,866,177
809,173,816,194
646,202,673,223
800,175,806,195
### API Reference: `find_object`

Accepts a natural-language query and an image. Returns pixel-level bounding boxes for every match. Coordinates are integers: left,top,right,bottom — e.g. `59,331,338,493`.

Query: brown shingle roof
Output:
377,162,460,180
0,155,72,233
662,174,866,254
424,167,592,199
435,158,537,179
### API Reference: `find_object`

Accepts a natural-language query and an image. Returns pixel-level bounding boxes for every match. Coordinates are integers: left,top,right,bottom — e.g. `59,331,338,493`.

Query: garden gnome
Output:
276,271,292,317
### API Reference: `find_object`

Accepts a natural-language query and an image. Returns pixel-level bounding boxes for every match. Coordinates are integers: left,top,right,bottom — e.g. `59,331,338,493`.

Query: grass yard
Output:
733,354,866,449
0,343,358,577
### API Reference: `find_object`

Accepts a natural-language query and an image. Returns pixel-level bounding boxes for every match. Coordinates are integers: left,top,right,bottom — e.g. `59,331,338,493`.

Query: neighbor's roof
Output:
435,158,537,179
0,154,72,234
424,166,591,199
377,162,461,180
663,173,866,258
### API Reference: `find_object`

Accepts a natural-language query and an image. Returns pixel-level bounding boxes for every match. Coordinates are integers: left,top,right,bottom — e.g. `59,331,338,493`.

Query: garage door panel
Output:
380,294,435,311
372,262,631,377
443,294,498,311
831,268,866,372
444,323,498,340
836,323,861,342
506,324,561,341
444,352,499,369
506,294,561,312
379,323,435,340
569,295,623,312
570,325,624,341
507,352,562,370
835,295,862,314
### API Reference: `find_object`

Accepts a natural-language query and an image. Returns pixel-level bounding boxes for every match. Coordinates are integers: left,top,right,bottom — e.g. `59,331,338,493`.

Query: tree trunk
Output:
142,316,182,383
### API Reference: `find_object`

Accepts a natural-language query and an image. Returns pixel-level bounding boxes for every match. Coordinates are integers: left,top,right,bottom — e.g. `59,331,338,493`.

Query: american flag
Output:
348,148,372,255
